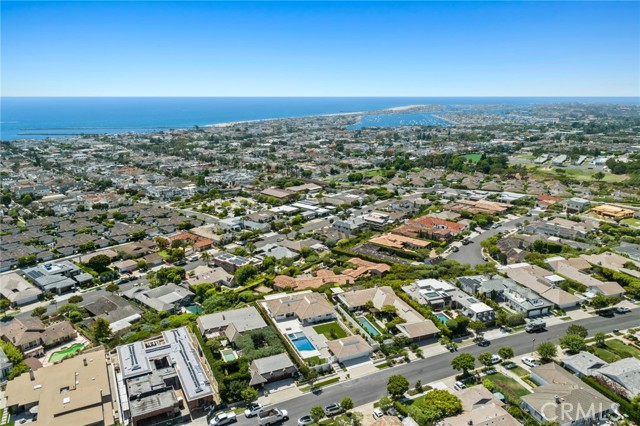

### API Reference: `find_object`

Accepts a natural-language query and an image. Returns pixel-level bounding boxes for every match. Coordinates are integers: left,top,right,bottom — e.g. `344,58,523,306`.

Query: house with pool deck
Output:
336,286,439,341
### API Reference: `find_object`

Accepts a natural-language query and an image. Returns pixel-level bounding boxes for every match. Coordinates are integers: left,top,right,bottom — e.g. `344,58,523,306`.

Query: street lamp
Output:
531,338,536,355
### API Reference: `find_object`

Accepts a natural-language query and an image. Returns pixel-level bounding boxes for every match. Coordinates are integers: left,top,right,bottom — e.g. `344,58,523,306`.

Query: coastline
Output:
207,110,366,128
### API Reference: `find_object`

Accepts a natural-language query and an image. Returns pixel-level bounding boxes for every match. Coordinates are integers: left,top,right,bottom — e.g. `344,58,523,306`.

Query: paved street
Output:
447,215,533,265
231,310,640,426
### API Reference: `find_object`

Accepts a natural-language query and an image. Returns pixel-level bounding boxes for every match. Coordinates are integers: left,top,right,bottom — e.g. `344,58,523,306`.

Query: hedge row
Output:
581,376,640,423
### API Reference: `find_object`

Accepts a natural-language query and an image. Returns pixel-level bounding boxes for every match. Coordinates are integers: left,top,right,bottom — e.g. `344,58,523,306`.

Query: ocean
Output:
1,97,636,141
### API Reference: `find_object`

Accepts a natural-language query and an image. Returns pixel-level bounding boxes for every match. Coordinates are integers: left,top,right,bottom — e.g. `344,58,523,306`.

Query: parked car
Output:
245,403,263,418
477,339,491,347
462,239,470,245
490,354,503,364
522,357,540,368
210,411,237,426
373,409,384,419
452,246,459,252
324,403,345,417
503,362,517,369
297,416,314,426
258,408,288,426
598,309,615,317
385,407,404,419
616,306,631,313
453,381,466,391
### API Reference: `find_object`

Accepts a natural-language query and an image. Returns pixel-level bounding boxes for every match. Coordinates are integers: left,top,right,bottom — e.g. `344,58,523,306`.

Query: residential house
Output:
264,292,336,325
196,306,267,339
0,317,76,358
4,348,115,426
123,283,194,313
187,265,233,287
546,256,625,298
0,273,42,306
23,261,92,294
500,263,581,310
81,294,143,334
590,204,635,221
562,197,591,213
393,216,466,243
522,363,615,426
447,387,518,426
0,347,13,381
337,286,439,341
326,335,373,363
594,358,640,400
116,327,215,424
248,353,297,387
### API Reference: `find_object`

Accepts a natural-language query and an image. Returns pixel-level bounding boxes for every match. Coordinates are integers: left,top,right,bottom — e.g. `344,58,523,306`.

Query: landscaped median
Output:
300,376,341,392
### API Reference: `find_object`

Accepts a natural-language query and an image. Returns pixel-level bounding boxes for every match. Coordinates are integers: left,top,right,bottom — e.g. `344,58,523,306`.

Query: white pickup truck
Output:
258,408,289,426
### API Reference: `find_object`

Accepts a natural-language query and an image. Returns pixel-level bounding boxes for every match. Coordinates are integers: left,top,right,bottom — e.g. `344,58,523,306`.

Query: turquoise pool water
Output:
185,305,203,314
436,313,450,323
358,317,380,337
220,349,237,362
288,332,315,351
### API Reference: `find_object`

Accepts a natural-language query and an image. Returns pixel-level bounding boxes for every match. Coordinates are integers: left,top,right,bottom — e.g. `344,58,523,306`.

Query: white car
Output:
522,357,540,367
453,381,466,391
373,409,384,419
616,306,631,313
491,354,503,364
245,403,263,418
210,411,237,426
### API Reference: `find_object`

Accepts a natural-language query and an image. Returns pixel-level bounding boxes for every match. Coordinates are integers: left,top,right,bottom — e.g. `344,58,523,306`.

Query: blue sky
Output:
1,1,639,97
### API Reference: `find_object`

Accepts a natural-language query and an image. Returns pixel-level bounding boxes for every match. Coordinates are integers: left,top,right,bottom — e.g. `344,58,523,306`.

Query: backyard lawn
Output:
313,322,348,340
486,373,530,402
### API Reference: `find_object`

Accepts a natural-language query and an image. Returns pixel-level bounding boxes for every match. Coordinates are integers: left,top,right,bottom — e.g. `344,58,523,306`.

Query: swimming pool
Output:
357,317,380,337
288,332,315,352
435,313,450,324
48,343,84,363
220,348,238,362
184,305,203,314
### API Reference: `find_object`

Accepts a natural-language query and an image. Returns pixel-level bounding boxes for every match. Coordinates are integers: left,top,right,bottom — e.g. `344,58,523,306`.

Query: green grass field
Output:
486,373,531,401
312,322,348,340
523,165,628,183
463,153,482,163
621,218,640,228
589,345,621,363
509,366,530,377
606,339,640,359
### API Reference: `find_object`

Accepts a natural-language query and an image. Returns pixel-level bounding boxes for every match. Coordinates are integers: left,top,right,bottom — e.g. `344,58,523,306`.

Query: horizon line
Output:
3,95,639,99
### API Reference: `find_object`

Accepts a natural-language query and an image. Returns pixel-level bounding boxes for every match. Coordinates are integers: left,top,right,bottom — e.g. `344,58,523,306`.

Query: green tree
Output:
340,397,354,411
378,396,393,412
92,317,112,343
560,334,586,354
0,299,11,317
105,283,120,294
31,306,47,318
68,295,83,304
310,406,325,423
593,171,605,181
478,352,494,367
536,342,557,361
422,389,463,418
451,353,475,376
498,346,514,360
594,332,606,348
87,254,111,273
387,374,410,398
241,387,258,403
468,320,486,335
234,264,258,286
566,324,588,338
0,340,24,365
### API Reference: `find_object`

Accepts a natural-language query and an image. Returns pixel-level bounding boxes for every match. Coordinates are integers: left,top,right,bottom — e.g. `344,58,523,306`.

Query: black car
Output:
477,339,491,347
598,309,615,317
